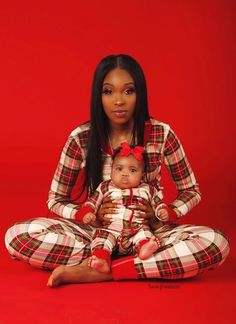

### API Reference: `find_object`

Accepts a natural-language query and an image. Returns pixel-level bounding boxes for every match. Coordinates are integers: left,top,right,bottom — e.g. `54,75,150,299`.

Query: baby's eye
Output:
115,167,122,171
130,168,137,173
102,88,113,95
125,87,136,95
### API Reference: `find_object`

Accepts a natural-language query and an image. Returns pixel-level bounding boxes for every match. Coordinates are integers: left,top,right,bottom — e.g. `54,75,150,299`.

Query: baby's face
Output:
111,155,143,189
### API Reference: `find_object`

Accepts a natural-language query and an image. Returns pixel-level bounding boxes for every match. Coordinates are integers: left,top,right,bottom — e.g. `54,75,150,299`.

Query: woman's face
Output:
102,68,136,128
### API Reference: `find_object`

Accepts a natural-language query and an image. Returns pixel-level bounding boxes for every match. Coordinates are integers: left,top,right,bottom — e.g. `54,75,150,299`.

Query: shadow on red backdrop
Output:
0,1,235,323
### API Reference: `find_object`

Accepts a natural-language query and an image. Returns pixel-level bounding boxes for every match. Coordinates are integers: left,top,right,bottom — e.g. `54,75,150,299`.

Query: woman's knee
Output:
211,228,230,266
4,217,92,269
5,219,45,258
5,224,17,254
188,226,230,269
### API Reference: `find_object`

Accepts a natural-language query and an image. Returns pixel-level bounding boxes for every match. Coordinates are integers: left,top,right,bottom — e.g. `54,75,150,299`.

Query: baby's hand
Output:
157,208,169,222
83,212,96,224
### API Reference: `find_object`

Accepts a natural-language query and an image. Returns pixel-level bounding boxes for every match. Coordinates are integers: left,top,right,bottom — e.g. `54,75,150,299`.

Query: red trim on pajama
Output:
112,256,138,280
75,205,94,222
92,249,111,266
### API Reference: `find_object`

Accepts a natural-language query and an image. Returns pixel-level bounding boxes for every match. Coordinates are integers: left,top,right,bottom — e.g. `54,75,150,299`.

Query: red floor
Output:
1,221,235,324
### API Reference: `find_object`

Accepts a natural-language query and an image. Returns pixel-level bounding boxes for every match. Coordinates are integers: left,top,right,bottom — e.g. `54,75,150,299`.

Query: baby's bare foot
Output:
88,255,110,273
138,236,161,260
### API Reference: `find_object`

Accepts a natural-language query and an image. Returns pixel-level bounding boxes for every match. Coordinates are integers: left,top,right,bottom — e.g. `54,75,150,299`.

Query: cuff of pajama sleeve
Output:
166,206,178,222
111,256,138,280
75,206,94,222
155,203,178,222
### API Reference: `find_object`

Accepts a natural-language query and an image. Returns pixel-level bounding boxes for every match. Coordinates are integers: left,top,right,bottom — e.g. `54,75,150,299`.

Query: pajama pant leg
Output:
5,221,230,280
118,226,155,256
91,230,118,254
5,217,94,270
112,224,230,280
131,226,153,247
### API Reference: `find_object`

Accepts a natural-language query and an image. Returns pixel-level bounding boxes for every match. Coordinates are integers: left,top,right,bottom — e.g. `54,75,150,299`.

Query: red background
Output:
0,1,235,323
1,0,235,234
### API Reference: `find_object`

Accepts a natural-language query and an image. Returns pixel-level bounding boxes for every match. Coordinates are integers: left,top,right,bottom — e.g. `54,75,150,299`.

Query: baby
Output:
77,142,169,273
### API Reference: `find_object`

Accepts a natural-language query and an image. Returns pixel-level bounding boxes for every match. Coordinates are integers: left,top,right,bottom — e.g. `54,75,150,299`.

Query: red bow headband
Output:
118,142,144,161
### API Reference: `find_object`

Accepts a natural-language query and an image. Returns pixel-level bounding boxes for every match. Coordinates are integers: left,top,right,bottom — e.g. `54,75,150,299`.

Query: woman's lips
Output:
113,110,127,118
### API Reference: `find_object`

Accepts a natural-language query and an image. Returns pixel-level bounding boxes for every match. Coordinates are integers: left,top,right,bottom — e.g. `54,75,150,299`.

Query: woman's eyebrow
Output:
103,82,113,86
124,82,135,86
103,81,135,86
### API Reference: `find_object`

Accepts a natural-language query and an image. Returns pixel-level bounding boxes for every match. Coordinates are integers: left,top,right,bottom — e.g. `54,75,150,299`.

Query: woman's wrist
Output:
148,214,163,230
75,205,94,222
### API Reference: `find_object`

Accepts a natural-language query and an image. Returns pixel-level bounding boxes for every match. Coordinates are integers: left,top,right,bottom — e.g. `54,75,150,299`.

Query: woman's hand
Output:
135,199,164,229
97,196,118,223
135,199,155,220
157,208,169,222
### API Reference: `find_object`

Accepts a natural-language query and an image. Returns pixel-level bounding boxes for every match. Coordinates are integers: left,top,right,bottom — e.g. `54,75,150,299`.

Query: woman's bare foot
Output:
88,255,110,273
47,258,112,288
47,265,67,287
138,236,161,260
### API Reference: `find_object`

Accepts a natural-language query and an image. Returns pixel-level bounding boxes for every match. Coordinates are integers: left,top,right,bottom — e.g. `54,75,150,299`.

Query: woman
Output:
5,54,230,287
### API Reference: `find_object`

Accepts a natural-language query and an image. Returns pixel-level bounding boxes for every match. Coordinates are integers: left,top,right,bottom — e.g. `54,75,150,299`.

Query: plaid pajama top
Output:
47,118,201,220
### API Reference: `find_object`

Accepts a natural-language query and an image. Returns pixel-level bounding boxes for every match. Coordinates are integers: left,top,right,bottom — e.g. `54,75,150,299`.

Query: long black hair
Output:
84,54,150,194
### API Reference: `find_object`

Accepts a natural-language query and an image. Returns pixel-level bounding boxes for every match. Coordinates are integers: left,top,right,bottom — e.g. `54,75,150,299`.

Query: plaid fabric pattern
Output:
5,217,93,270
91,224,154,256
131,224,230,279
83,180,163,215
91,229,117,253
86,183,158,257
4,118,230,278
47,119,201,219
5,221,230,278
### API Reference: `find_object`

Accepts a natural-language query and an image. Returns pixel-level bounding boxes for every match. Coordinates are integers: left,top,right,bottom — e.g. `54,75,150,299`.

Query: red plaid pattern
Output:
5,217,93,270
4,119,230,279
79,181,162,257
79,180,163,217
47,119,201,220
5,220,230,278
112,224,230,280
91,224,154,256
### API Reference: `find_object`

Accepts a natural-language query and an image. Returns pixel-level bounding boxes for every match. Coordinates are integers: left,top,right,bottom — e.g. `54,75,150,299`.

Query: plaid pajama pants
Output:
5,217,230,279
91,224,153,256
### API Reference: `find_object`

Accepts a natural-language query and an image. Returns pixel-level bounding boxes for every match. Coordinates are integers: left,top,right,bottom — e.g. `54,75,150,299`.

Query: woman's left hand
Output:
135,199,164,230
135,199,155,220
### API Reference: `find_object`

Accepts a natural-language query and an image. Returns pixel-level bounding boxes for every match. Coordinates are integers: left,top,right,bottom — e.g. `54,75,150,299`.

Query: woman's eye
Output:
102,88,112,95
125,87,136,95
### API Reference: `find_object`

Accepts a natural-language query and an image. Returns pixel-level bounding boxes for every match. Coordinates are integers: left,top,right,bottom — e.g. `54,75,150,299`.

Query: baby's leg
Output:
89,230,117,273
